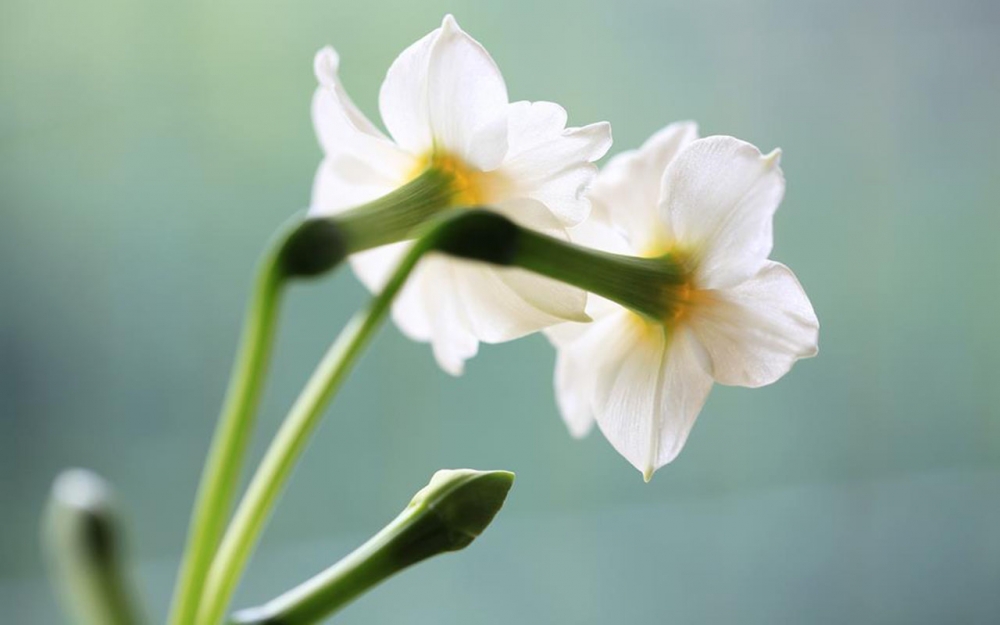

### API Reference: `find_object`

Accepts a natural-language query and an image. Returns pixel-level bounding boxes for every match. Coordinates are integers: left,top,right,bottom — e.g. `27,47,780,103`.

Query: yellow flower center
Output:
409,151,492,207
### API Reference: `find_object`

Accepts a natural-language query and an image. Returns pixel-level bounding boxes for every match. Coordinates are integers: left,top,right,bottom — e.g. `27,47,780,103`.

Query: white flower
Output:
310,15,612,374
548,123,819,480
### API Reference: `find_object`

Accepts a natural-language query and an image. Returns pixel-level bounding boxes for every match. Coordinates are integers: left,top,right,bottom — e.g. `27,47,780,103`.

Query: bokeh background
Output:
3,0,999,622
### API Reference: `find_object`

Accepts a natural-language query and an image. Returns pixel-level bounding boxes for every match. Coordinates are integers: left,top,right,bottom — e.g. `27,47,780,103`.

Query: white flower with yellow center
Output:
548,123,819,480
310,15,612,374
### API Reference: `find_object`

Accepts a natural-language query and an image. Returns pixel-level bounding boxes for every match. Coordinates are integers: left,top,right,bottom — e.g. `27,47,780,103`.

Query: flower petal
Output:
347,240,409,293
310,157,399,217
595,323,714,480
552,308,640,438
660,135,784,289
347,241,441,346
426,15,509,170
312,48,413,183
498,101,612,225
588,121,698,250
314,47,384,139
453,264,588,344
378,26,439,154
691,261,819,388
425,258,480,375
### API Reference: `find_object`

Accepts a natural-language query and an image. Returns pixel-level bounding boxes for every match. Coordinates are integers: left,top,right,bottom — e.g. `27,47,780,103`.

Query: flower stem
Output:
169,169,459,625
333,168,457,252
511,228,688,321
229,469,514,625
196,211,518,625
167,224,292,625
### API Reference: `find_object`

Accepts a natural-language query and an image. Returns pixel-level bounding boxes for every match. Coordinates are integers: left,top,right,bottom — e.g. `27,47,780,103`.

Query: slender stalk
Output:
229,470,514,625
167,234,288,625
196,211,509,625
169,169,457,625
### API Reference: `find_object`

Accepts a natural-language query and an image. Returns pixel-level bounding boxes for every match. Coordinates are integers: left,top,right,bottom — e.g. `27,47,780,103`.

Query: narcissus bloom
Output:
548,124,819,480
310,15,612,374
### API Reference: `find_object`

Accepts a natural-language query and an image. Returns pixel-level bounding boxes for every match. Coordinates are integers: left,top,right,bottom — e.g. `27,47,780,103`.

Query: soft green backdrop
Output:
2,0,999,622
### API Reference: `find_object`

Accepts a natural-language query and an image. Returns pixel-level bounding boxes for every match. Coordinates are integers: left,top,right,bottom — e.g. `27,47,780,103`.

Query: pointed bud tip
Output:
46,469,123,565
409,469,515,551
51,469,114,513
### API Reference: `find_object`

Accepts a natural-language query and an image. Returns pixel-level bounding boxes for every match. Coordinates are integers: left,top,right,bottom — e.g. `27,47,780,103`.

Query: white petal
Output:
348,241,438,344
544,319,588,348
454,264,589,344
690,261,819,388
552,308,639,438
492,197,566,231
504,101,612,164
495,268,589,325
390,266,435,343
595,323,714,480
498,101,612,225
310,157,398,217
516,163,599,226
564,217,632,255
347,240,410,292
378,26,439,154
426,15,509,170
660,136,784,289
588,121,698,250
425,258,480,375
312,49,413,182
314,47,384,138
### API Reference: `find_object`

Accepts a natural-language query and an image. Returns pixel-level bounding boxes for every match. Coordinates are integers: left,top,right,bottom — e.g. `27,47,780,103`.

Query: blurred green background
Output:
3,0,999,622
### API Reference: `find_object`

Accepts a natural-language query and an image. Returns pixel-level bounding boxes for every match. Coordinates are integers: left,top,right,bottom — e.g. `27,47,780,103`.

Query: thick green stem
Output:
334,168,457,252
511,228,689,321
196,211,515,625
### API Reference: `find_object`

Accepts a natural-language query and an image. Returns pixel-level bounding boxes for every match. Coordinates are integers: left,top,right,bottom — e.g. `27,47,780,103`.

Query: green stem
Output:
169,168,457,625
228,470,514,625
335,168,457,252
511,228,688,321
167,229,289,625
196,211,511,625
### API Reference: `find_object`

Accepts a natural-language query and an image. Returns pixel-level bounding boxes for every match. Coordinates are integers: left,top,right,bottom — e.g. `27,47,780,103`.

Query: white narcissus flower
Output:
548,123,819,480
310,15,612,374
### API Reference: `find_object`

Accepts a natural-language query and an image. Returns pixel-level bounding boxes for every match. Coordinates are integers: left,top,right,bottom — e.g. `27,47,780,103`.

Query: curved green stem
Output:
167,229,289,625
229,470,514,625
170,169,457,625
195,211,510,625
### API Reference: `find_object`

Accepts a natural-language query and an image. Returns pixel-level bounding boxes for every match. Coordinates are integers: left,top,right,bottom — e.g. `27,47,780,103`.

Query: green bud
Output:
230,469,514,625
44,469,144,625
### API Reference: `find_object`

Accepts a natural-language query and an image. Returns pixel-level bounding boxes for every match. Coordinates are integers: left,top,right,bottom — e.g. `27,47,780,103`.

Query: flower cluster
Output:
311,15,818,479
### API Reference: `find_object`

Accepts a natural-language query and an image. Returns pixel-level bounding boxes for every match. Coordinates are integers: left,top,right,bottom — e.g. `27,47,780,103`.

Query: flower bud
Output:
231,469,514,625
44,469,143,625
